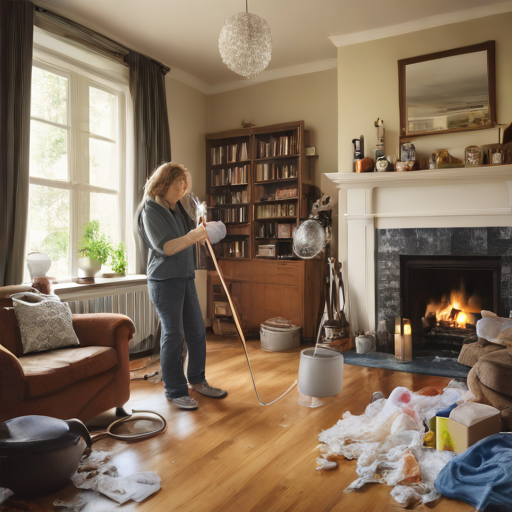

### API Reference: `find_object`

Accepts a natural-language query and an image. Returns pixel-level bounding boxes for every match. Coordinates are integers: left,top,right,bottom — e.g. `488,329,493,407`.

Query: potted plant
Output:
77,220,111,281
110,242,127,277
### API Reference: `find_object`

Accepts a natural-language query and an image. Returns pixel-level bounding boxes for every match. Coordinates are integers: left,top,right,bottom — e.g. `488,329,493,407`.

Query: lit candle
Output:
403,318,412,362
394,317,404,362
395,317,412,363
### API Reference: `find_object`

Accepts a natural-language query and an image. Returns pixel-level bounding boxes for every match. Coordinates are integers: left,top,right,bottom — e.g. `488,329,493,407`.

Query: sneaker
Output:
168,395,198,410
190,380,228,399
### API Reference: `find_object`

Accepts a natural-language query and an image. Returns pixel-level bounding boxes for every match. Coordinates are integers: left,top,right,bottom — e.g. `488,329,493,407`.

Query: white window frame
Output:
29,53,127,279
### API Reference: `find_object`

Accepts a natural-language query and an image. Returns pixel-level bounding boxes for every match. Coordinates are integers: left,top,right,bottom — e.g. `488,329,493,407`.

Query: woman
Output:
138,162,227,410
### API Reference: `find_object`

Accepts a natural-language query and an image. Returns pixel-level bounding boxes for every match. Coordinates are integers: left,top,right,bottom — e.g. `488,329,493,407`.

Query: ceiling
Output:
39,0,512,92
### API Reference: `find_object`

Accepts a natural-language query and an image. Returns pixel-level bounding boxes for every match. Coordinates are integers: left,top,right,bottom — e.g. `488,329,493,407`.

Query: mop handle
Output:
205,236,297,406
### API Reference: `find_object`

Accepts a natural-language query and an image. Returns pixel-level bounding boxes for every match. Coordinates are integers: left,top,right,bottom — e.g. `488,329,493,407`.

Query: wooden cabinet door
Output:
250,282,303,329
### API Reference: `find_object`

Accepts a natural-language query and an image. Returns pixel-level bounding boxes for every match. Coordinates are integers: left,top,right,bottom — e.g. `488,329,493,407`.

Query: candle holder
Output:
395,317,412,363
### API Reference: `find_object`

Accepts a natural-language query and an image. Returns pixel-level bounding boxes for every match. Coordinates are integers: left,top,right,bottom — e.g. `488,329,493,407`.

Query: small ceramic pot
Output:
355,335,375,354
78,257,101,278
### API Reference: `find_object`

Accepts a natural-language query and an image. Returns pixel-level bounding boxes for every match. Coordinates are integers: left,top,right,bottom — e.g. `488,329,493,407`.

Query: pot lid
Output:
0,415,84,456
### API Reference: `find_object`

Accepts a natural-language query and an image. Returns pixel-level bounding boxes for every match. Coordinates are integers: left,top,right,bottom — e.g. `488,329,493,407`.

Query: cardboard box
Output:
436,402,500,454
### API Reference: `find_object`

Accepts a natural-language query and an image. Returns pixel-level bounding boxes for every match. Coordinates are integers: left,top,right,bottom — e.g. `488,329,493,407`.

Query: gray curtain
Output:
0,0,34,286
129,51,172,274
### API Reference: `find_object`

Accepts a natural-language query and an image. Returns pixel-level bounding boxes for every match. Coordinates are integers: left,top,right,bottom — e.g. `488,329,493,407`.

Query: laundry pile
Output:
317,383,472,507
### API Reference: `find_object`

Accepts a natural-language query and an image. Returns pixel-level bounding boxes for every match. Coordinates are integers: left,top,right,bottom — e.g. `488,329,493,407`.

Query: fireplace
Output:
400,255,501,354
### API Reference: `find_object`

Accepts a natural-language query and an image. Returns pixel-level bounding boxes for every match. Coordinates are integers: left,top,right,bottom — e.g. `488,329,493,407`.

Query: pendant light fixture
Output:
218,0,272,79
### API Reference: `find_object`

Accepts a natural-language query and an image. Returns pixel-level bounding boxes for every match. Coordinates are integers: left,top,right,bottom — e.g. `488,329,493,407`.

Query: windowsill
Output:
51,274,148,301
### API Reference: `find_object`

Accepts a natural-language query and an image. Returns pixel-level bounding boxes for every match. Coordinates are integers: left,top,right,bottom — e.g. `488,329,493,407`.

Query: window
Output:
26,60,126,280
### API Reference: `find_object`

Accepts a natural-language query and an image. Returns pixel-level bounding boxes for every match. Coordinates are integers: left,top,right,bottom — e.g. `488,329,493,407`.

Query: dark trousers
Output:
148,278,206,398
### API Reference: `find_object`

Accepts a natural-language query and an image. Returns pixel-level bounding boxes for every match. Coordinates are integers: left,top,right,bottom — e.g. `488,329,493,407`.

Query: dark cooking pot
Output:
0,415,91,498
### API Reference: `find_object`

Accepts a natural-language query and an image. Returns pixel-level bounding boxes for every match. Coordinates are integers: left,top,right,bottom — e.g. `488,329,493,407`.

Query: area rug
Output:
342,350,470,380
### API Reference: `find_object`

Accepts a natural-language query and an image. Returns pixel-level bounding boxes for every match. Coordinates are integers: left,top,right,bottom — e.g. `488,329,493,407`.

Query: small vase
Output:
26,252,51,279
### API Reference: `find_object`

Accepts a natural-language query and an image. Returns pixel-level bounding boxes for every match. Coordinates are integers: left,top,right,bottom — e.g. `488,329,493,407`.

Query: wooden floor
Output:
29,336,475,512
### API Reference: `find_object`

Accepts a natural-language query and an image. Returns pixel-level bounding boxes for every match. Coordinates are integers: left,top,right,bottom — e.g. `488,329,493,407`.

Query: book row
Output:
209,206,248,223
255,163,297,182
211,165,249,187
257,133,299,158
212,240,248,259
209,189,249,206
211,142,249,165
256,203,296,219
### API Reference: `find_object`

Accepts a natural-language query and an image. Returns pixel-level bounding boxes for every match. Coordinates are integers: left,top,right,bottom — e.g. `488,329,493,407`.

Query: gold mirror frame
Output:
398,41,496,139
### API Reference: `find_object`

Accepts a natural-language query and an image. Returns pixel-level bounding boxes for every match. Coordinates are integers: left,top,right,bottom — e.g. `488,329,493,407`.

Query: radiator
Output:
65,290,160,355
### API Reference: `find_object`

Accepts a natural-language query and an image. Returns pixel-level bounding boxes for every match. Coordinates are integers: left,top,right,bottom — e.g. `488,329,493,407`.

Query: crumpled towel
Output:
206,221,226,244
476,315,512,346
435,433,512,511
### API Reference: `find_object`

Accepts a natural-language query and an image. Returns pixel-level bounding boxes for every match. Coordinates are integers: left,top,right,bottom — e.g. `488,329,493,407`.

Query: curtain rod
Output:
34,4,171,74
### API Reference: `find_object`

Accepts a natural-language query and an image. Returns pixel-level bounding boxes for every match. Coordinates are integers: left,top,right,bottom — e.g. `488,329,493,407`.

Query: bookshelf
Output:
205,121,323,339
205,120,317,261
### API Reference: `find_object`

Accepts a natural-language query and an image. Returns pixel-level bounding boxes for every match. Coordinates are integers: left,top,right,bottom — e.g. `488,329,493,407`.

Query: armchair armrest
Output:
72,314,135,350
0,345,26,408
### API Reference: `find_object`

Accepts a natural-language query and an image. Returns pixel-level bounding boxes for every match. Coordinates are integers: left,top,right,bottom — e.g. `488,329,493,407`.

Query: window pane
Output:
90,86,116,139
30,120,68,180
27,184,70,279
31,66,68,125
84,192,119,242
89,137,118,189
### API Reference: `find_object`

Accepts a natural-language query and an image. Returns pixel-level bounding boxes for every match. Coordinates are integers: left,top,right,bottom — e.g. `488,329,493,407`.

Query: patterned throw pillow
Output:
13,298,80,354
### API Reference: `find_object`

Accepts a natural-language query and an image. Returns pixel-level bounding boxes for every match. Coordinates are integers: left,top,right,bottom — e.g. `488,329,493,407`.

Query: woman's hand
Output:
193,224,207,244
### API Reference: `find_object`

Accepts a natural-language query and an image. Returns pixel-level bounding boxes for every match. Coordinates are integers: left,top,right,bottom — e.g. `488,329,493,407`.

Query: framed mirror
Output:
398,41,496,138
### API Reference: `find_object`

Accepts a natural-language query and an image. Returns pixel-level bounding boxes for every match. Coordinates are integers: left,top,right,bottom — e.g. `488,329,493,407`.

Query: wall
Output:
335,11,512,283
337,12,512,172
166,77,209,318
333,12,512,331
207,68,339,257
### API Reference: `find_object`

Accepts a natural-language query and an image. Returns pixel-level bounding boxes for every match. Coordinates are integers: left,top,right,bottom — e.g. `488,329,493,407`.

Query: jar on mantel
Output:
465,145,483,166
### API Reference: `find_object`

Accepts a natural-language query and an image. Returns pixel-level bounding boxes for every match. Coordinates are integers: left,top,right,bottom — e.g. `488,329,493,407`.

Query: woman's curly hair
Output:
144,162,191,200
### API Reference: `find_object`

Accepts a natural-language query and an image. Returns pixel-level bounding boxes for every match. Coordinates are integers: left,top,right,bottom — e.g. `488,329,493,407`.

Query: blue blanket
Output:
435,433,512,511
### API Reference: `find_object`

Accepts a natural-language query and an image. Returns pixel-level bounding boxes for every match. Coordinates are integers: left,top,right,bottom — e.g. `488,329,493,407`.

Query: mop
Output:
205,235,297,406
189,193,297,406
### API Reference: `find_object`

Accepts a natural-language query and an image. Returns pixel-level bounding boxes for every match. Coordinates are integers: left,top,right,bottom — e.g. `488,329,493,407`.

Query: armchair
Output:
0,291,135,423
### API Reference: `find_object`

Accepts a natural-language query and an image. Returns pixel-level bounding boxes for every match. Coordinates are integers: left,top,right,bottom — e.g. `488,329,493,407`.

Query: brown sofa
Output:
458,338,512,430
0,295,135,423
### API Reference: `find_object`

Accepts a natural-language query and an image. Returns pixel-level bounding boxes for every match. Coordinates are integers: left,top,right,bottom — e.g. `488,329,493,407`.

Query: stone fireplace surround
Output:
377,228,512,337
327,164,512,334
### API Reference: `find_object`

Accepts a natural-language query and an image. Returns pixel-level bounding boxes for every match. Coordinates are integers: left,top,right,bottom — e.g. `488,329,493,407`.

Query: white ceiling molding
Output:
329,1,512,47
206,58,338,96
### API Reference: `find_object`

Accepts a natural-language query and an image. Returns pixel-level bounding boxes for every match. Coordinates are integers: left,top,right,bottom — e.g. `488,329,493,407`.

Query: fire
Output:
424,286,481,328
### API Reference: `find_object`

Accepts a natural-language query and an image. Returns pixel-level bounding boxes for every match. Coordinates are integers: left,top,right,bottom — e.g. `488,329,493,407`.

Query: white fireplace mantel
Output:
326,164,512,332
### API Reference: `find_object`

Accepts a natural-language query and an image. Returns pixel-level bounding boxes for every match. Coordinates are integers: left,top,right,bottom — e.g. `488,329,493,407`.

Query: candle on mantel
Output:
395,317,413,363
